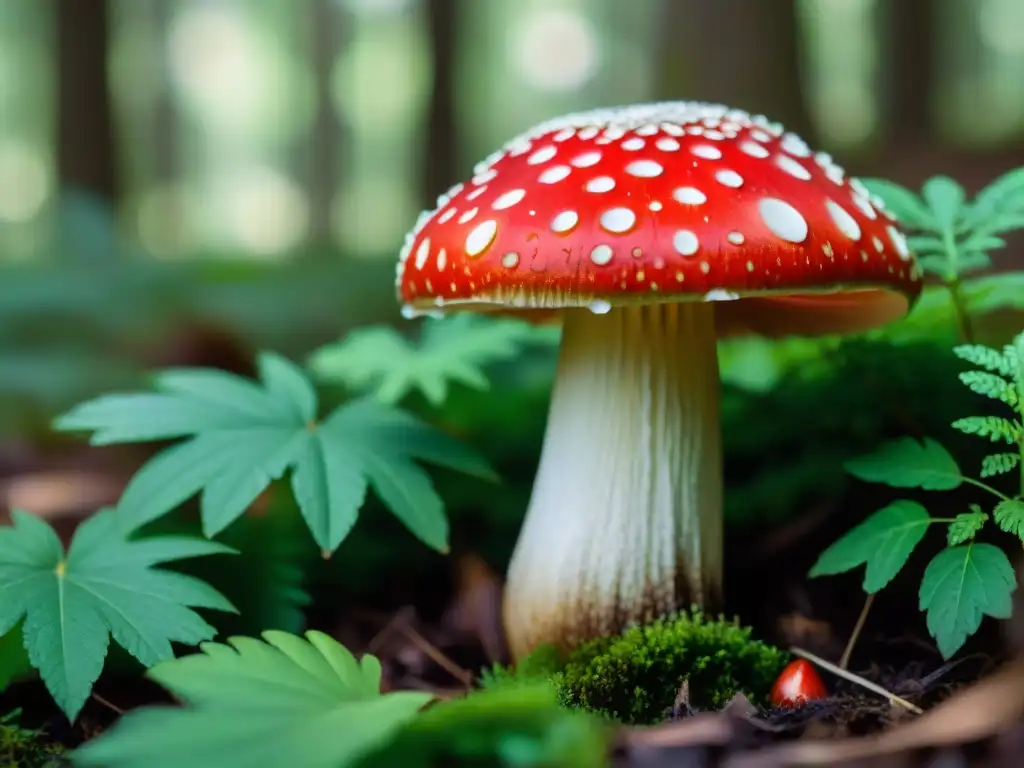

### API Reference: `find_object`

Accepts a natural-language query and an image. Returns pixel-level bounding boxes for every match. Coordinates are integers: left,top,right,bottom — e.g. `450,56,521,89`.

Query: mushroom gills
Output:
503,301,723,659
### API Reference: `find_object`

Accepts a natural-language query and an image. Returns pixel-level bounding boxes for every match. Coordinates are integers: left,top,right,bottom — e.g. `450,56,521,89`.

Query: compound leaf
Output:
919,544,1016,659
809,500,932,592
993,499,1024,541
844,438,963,491
308,315,540,407
947,507,988,546
73,630,433,768
0,509,235,721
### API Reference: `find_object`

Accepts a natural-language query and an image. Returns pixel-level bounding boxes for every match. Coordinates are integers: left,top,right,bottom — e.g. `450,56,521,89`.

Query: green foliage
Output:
861,168,1024,282
0,510,235,720
358,683,608,768
54,351,496,554
919,544,1016,659
308,314,551,406
479,643,567,691
551,611,787,725
809,500,931,592
73,630,433,768
0,710,68,768
811,332,1024,658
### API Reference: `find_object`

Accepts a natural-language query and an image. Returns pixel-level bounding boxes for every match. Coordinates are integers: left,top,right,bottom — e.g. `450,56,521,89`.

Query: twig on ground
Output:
790,646,923,715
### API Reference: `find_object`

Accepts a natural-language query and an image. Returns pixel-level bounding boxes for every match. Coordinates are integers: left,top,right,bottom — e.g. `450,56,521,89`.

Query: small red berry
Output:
770,659,828,707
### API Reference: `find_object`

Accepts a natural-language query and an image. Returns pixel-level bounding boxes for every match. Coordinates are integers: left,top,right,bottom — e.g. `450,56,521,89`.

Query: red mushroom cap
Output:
770,658,829,708
396,102,922,336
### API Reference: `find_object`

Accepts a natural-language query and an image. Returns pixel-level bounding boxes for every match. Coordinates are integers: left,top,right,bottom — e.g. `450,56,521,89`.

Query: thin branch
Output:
839,592,874,670
789,646,923,715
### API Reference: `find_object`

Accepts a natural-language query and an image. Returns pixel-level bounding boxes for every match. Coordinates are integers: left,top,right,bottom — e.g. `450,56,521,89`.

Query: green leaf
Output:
956,251,993,274
72,630,434,768
993,499,1024,541
981,453,1020,479
0,509,236,721
952,416,1022,445
55,352,492,553
308,315,539,407
919,543,1016,659
809,500,931,592
844,437,963,490
959,371,1018,406
953,344,1015,377
922,176,966,231
972,212,1024,238
859,179,936,229
958,233,1006,252
964,167,1024,225
947,506,988,546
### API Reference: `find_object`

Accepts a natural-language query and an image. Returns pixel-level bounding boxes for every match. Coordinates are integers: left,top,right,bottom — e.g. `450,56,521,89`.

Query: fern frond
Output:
953,344,1014,377
951,416,1022,445
959,371,1018,406
981,453,1020,478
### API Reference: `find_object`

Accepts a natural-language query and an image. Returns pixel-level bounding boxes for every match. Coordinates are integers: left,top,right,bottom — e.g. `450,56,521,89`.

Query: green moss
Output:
553,610,788,725
0,711,68,768
357,683,609,768
479,642,566,691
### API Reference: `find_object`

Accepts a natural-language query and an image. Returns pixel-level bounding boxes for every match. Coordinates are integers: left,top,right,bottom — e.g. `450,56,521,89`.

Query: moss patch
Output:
0,710,68,768
487,610,788,726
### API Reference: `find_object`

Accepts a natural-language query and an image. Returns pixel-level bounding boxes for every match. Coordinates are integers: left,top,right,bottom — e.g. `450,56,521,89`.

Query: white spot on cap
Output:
776,155,811,180
600,207,637,234
780,133,811,157
661,122,685,136
621,137,645,151
438,209,456,224
501,252,520,268
705,289,739,301
626,160,664,178
691,144,722,160
586,176,616,192
472,169,497,185
673,229,699,256
716,169,744,188
673,187,707,205
872,235,884,252
826,199,861,240
751,129,772,143
551,210,579,233
852,194,877,220
436,248,447,271
458,207,478,224
578,127,600,140
636,124,660,136
649,200,663,211
414,238,431,269
589,244,614,265
538,165,571,184
656,138,680,152
740,141,770,158
492,189,526,210
758,198,808,243
465,185,487,201
552,128,575,142
465,220,498,257
887,225,911,260
727,232,745,245
527,146,557,165
571,151,602,168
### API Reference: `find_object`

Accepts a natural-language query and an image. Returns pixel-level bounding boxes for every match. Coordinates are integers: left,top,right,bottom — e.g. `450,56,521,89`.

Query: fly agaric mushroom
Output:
395,101,923,660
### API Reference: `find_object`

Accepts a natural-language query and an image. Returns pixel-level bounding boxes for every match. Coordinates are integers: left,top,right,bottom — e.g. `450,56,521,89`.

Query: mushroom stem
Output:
503,301,723,659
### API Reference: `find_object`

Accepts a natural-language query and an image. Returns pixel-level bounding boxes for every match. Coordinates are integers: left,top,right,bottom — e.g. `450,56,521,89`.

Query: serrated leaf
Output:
308,315,539,407
947,507,988,546
0,509,236,721
959,371,1017,406
919,543,1016,658
981,453,1020,478
859,179,936,229
844,437,963,490
964,167,1024,226
55,352,492,554
952,344,1015,377
906,235,947,253
72,630,434,768
952,416,1021,444
993,499,1024,541
958,233,1007,252
809,500,931,592
922,176,966,231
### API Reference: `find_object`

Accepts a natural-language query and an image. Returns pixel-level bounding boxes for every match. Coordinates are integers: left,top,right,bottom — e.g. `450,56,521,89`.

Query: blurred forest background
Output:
1,0,1024,631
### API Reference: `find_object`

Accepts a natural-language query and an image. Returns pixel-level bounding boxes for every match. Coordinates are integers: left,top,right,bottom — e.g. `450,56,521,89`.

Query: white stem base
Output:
502,302,723,659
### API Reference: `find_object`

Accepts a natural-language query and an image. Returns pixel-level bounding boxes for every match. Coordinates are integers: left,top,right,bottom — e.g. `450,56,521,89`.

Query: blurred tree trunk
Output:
308,0,340,244
885,0,936,146
422,0,459,206
653,0,813,139
56,0,118,199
